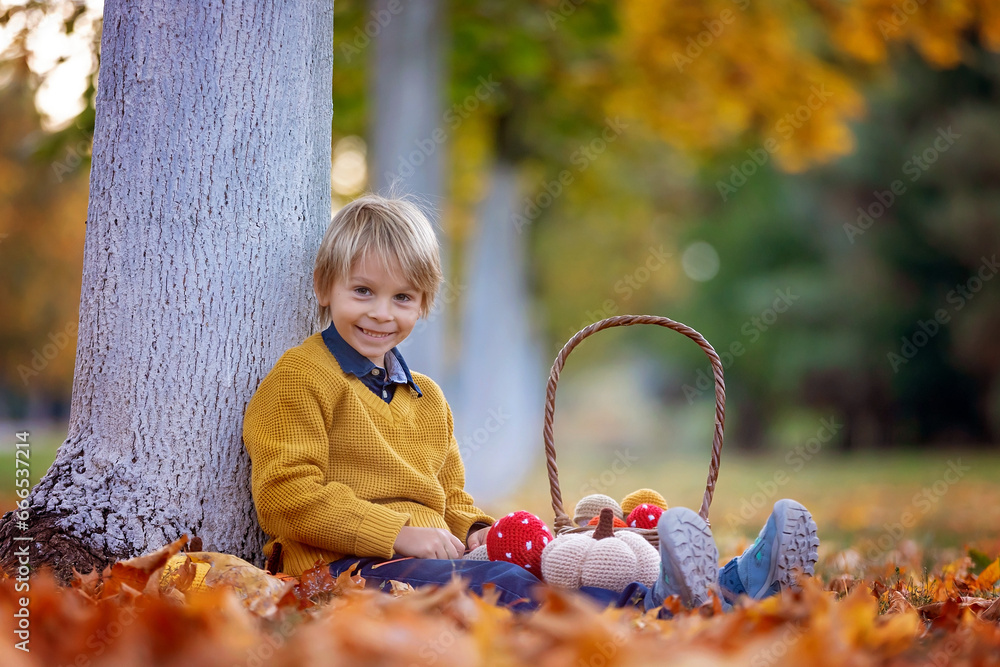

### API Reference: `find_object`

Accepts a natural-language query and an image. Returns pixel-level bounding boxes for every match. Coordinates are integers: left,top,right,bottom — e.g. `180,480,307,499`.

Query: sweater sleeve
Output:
438,402,495,545
242,353,410,558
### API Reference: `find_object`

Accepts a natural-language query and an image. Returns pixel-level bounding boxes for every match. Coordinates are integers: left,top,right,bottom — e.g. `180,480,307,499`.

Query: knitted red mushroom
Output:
625,503,664,529
486,511,554,575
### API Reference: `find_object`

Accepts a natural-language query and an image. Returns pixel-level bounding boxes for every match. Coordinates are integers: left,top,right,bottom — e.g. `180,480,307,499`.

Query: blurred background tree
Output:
2,0,999,501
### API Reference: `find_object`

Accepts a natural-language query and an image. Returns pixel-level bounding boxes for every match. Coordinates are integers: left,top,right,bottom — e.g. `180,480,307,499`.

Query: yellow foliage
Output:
612,0,866,171
820,0,998,68
610,0,1000,171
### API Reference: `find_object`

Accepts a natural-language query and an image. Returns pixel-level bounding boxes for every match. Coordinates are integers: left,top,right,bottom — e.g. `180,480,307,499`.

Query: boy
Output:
242,193,819,612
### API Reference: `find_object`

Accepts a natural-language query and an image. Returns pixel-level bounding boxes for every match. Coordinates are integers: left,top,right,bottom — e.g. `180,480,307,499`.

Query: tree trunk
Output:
454,159,545,503
0,0,333,582
370,0,448,382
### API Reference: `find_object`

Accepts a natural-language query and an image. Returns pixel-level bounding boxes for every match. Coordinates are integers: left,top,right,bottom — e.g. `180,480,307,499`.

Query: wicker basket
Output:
543,315,727,549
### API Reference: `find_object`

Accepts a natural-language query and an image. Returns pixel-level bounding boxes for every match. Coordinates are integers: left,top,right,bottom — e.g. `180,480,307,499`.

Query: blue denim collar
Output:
321,323,422,396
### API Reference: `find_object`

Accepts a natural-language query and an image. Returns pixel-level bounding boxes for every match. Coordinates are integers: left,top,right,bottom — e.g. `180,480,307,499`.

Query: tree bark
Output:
0,0,333,582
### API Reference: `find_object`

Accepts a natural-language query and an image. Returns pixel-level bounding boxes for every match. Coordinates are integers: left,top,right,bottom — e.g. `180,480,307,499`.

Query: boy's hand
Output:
466,526,490,551
393,526,465,560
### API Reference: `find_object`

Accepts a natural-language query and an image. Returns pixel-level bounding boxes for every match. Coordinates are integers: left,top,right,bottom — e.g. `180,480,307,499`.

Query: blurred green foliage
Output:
655,49,1000,449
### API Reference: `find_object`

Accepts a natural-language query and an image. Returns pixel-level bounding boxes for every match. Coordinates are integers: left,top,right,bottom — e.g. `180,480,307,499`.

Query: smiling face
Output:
316,253,424,367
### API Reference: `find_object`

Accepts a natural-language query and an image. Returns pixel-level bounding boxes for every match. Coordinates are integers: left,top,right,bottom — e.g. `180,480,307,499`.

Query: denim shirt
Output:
321,323,423,404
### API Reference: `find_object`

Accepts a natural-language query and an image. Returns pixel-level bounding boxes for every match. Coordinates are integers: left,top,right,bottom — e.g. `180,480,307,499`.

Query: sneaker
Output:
651,507,720,608
736,499,819,599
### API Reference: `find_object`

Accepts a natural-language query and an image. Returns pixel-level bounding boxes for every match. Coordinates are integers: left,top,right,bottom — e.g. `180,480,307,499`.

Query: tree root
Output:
0,508,113,585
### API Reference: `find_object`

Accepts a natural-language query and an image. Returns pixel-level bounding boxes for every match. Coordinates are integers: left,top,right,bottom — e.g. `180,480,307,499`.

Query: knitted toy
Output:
625,503,664,529
541,508,660,593
572,494,623,526
464,544,490,560
162,553,213,592
587,514,628,528
485,511,554,575
621,488,669,516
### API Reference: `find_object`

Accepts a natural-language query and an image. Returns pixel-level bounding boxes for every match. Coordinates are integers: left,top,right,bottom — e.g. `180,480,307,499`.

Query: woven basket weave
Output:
543,315,727,549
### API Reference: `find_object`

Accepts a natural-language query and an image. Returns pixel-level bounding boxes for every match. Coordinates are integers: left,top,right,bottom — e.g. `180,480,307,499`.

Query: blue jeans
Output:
328,556,747,614
590,559,745,612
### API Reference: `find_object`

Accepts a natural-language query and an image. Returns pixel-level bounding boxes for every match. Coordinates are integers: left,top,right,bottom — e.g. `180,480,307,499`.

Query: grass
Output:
2,420,998,580
0,424,62,512
497,445,1000,573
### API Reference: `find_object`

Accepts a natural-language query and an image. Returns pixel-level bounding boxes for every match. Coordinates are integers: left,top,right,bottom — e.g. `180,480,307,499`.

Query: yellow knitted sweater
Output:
242,332,495,575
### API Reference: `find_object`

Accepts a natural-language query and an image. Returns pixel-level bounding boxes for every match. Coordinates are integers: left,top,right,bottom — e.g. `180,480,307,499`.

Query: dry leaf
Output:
188,551,295,618
980,597,1000,622
976,558,1000,591
8,540,1000,665
102,535,189,598
69,566,102,598
162,554,197,594
389,579,416,595
885,590,914,615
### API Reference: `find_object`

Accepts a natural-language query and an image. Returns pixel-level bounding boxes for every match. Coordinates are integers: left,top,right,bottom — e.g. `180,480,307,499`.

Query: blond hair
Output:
314,194,442,325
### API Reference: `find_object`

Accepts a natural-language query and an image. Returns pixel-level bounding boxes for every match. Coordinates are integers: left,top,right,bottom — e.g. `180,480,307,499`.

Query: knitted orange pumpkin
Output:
540,509,660,593
587,514,628,528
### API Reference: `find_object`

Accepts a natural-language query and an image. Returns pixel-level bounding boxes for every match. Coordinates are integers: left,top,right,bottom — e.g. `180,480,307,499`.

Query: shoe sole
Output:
658,507,719,607
767,499,819,595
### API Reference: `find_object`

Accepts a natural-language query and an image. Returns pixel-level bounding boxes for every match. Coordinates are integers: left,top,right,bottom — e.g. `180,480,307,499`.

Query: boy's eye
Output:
354,287,371,296
394,294,412,302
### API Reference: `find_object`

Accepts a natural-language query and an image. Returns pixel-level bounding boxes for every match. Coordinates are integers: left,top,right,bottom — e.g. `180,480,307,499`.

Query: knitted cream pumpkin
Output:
541,508,660,593
464,544,490,560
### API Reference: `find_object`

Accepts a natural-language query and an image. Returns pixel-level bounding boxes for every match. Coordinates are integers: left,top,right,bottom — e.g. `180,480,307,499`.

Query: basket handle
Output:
544,315,726,532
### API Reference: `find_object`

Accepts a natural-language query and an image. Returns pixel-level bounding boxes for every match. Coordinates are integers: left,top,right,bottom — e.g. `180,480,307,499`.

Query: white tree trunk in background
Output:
455,161,545,503
370,0,448,382
0,0,333,577
367,2,542,503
